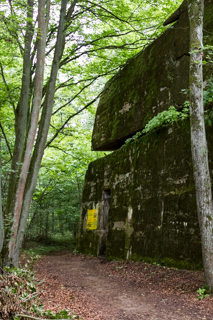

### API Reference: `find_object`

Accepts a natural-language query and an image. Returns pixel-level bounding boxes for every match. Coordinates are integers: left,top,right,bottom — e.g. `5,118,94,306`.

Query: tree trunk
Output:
52,212,55,233
188,0,213,290
45,211,49,242
58,213,64,236
12,0,70,266
1,0,34,266
9,0,48,264
0,133,4,259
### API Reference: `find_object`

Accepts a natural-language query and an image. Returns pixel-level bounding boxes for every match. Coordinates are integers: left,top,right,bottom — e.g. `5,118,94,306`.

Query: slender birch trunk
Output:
12,0,70,266
5,0,34,213
1,0,78,266
1,0,34,266
9,0,48,264
188,0,213,290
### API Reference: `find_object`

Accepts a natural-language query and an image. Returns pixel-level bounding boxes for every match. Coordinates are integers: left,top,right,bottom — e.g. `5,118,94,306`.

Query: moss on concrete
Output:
92,1,213,151
78,117,213,264
78,0,213,267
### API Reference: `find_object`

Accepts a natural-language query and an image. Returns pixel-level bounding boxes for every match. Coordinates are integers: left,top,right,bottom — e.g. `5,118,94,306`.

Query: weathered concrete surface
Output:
92,0,213,151
78,119,213,267
78,0,213,268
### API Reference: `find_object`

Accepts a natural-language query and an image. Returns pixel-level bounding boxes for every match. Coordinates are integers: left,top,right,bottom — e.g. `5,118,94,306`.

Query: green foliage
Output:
40,309,80,320
24,241,75,256
24,112,106,244
202,44,213,65
0,0,183,263
204,109,213,127
30,307,81,320
125,77,213,146
0,265,38,319
203,79,213,126
22,251,41,271
204,78,213,106
125,106,189,145
142,106,189,132
139,256,202,270
197,287,209,300
0,258,80,320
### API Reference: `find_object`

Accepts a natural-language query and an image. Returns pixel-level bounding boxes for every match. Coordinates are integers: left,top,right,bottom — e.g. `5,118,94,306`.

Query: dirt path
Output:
34,252,213,320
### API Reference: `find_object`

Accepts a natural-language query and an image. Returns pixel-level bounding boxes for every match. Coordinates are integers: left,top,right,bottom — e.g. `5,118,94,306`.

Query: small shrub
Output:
197,287,209,300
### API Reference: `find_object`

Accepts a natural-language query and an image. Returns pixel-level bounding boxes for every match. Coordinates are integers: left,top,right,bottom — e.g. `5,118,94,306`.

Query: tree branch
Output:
87,0,128,24
59,41,144,68
0,61,16,114
0,122,12,159
65,0,79,23
55,67,118,91
47,145,82,160
53,78,96,115
1,13,24,56
46,91,102,147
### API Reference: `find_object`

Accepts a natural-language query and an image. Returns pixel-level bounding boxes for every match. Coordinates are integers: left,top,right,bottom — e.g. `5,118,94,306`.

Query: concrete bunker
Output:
78,0,213,268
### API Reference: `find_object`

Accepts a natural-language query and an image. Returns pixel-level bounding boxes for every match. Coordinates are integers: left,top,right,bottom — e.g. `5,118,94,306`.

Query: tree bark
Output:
1,0,34,266
9,0,48,264
0,133,4,257
13,0,72,266
45,210,49,242
188,0,213,290
5,0,34,214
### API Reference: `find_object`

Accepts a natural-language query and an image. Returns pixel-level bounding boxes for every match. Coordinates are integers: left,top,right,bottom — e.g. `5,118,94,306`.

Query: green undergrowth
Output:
23,232,76,255
124,105,189,145
107,252,203,270
23,238,75,256
24,244,73,256
29,308,81,320
161,257,202,270
104,253,203,270
1,256,80,320
136,256,203,271
197,287,210,300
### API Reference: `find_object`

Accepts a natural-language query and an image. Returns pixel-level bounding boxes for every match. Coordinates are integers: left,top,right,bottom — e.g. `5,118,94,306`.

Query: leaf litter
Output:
33,252,213,320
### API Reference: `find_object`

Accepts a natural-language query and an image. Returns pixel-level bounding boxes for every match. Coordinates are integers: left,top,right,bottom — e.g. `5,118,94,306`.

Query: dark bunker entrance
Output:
99,189,111,256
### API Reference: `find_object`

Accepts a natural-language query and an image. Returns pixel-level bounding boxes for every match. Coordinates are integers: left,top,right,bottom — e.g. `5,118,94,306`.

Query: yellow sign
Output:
87,209,98,230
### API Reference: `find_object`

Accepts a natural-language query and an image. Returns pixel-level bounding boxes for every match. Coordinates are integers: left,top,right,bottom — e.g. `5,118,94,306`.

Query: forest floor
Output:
33,251,213,320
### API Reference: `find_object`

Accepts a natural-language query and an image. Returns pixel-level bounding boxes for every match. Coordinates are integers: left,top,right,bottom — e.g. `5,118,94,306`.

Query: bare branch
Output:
65,28,143,51
1,172,10,193
59,40,145,68
0,61,16,114
52,65,120,117
53,78,96,115
1,13,24,55
46,91,102,147
47,145,82,160
55,68,116,90
87,0,128,24
70,3,97,21
0,122,13,159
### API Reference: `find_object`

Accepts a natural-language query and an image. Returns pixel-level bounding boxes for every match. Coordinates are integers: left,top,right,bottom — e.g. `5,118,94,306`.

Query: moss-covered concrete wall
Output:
78,0,213,268
78,120,213,267
92,0,213,151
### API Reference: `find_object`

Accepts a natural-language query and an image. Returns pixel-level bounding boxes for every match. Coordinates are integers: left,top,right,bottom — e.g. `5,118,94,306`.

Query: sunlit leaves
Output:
0,0,183,241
